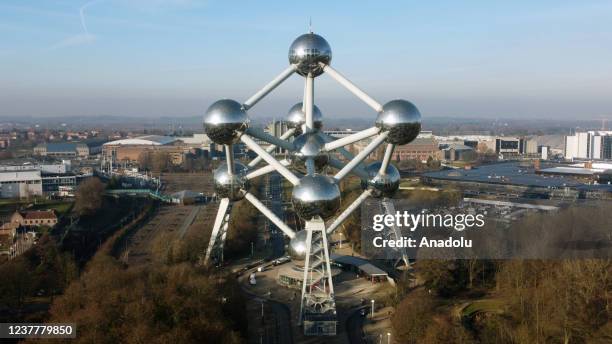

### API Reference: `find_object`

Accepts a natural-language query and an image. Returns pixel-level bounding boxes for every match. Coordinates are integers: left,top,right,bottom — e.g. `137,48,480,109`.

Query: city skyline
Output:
1,0,611,119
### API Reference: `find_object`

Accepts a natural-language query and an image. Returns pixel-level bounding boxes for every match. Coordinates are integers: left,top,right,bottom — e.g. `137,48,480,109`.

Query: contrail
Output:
79,0,102,35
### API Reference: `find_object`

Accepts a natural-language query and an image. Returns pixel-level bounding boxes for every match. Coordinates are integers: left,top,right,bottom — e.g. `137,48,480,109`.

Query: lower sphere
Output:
213,162,250,201
362,161,400,198
291,174,341,221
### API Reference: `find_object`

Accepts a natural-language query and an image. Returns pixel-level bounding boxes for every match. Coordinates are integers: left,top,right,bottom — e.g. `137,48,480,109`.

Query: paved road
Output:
240,274,294,344
177,205,201,239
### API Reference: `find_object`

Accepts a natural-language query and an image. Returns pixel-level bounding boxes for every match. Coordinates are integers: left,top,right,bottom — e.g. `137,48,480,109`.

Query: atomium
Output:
362,161,400,198
213,162,250,201
289,33,332,77
290,131,329,173
204,99,250,145
375,99,421,145
286,102,323,134
291,174,340,221
203,30,422,335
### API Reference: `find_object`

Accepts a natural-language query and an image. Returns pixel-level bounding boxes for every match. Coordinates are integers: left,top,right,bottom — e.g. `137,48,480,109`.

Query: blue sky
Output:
0,0,611,119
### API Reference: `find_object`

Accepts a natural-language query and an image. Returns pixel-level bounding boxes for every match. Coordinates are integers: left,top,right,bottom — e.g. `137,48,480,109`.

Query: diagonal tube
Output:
245,127,295,152
248,128,295,168
321,63,383,113
246,159,290,180
326,189,371,235
204,197,231,264
244,192,296,239
327,157,369,180
320,132,368,172
240,134,300,185
323,126,380,151
379,143,395,174
334,132,388,181
243,64,297,109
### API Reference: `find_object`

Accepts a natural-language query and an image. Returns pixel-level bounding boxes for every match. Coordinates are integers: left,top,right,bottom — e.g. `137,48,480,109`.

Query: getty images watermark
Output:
372,211,485,249
361,199,612,260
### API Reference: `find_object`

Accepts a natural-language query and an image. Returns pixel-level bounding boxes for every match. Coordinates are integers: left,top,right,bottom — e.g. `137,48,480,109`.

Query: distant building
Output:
564,131,612,160
539,145,549,160
101,135,187,168
324,129,357,139
34,142,89,158
393,137,440,162
0,134,10,149
0,159,86,198
8,210,57,227
266,121,292,154
494,137,537,155
442,144,475,161
0,170,43,198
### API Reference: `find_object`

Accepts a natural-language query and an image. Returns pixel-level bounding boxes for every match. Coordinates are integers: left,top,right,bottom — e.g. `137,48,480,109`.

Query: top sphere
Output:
204,99,249,145
288,33,332,77
286,102,323,134
375,100,421,145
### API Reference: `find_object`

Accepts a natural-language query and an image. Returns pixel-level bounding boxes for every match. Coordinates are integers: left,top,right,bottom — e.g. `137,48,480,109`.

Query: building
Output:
494,137,537,155
9,210,58,227
34,142,89,158
0,134,10,149
0,170,43,198
101,135,187,168
266,121,292,153
0,159,87,198
564,131,612,160
393,137,440,162
441,144,475,161
422,161,612,200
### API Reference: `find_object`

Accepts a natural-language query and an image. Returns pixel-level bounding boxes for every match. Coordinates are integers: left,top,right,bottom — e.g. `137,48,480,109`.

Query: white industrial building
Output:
564,131,612,160
0,160,85,198
0,170,43,198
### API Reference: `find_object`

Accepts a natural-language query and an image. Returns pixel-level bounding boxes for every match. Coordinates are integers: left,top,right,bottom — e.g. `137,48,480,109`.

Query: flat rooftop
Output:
424,162,612,192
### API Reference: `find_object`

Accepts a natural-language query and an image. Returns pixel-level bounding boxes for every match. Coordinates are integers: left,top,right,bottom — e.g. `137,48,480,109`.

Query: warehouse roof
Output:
103,135,177,146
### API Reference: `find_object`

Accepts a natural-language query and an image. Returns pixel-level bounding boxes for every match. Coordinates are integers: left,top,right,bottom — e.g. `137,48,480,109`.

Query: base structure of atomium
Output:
203,31,421,336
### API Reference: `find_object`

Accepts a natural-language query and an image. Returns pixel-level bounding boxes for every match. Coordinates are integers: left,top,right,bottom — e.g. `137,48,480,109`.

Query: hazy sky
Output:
1,0,611,119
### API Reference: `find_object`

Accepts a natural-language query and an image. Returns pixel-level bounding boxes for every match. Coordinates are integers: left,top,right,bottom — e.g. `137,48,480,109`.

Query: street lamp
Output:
371,299,375,319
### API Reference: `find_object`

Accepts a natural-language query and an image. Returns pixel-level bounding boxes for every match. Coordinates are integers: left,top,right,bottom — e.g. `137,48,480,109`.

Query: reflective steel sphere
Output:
204,99,249,145
288,33,332,77
288,230,308,262
375,99,421,145
291,174,341,221
213,162,250,201
362,161,400,198
291,132,328,173
286,102,323,134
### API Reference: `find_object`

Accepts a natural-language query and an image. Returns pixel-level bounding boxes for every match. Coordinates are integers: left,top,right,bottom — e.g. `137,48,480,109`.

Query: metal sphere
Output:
375,99,421,145
290,132,329,173
362,161,400,198
213,162,250,201
288,230,308,261
286,102,323,134
288,33,332,77
204,99,249,145
291,174,341,221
